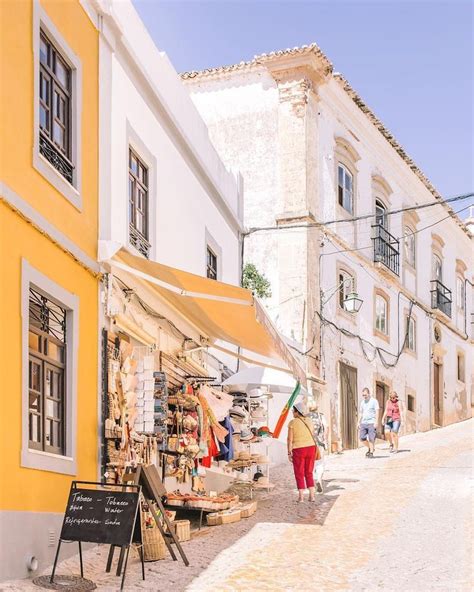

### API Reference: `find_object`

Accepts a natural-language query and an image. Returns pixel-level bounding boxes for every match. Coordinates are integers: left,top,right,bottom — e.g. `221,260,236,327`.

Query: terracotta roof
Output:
182,44,468,234
181,43,333,80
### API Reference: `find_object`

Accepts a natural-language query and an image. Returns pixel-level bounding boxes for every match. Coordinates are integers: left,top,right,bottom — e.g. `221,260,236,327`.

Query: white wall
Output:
186,58,473,444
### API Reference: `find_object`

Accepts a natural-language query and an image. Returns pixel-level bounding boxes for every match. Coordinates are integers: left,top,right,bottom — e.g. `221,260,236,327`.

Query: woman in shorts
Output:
382,391,403,453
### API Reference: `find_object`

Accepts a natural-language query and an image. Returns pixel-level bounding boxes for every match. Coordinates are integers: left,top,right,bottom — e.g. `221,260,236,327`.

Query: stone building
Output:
182,45,473,447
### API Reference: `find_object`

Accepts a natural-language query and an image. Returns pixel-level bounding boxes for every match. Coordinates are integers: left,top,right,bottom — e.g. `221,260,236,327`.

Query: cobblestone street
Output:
2,419,472,592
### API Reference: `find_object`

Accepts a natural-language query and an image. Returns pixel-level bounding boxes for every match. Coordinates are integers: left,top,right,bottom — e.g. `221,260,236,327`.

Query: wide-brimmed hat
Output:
240,429,253,441
251,406,266,420
293,401,307,416
230,406,247,419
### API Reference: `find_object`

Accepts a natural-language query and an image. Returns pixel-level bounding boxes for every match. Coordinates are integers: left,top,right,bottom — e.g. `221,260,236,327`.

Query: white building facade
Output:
183,45,474,448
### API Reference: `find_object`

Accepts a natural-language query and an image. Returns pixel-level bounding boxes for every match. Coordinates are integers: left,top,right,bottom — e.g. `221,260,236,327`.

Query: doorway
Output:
433,363,442,426
376,382,388,438
340,362,358,449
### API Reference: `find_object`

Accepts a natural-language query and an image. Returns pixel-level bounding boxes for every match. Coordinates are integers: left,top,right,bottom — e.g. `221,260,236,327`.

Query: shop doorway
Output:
340,362,358,449
375,382,388,438
433,363,442,426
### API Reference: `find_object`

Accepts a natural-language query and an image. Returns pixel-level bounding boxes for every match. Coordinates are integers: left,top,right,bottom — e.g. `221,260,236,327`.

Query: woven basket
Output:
140,509,166,561
206,509,241,526
171,519,190,542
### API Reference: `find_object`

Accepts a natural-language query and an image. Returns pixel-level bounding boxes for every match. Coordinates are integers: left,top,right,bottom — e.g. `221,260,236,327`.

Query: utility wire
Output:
245,191,473,235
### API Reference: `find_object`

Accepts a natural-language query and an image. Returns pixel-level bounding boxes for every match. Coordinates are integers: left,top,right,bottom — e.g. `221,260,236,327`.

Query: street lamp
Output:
321,277,363,314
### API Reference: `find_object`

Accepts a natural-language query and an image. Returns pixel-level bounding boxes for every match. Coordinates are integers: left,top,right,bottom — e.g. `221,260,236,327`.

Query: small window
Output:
407,394,415,413
375,199,388,230
456,277,465,310
129,148,151,258
28,287,66,455
432,254,443,282
404,226,416,268
337,164,353,214
375,294,388,335
405,316,416,352
457,352,465,382
206,247,218,280
39,31,73,184
338,270,354,309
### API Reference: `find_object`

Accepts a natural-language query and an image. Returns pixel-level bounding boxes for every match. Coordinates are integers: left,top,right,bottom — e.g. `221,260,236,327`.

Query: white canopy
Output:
222,366,308,395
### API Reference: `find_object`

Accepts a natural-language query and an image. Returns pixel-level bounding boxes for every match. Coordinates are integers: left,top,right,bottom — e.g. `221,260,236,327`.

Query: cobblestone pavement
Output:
2,419,472,591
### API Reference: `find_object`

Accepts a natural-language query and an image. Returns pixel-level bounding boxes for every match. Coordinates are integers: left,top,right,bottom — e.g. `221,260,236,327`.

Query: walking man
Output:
358,387,379,458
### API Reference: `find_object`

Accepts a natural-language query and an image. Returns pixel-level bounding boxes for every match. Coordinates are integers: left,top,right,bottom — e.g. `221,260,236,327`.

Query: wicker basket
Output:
206,509,241,526
239,501,257,518
170,519,191,541
140,508,166,561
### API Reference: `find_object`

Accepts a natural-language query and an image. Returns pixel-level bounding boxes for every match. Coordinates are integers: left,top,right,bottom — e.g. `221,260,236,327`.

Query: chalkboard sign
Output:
60,482,140,547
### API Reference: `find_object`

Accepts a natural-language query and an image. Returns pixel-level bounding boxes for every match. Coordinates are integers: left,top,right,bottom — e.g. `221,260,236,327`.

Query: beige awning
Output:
107,248,306,384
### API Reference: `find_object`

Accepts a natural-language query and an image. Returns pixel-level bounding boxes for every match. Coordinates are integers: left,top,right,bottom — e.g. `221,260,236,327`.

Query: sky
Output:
133,0,474,219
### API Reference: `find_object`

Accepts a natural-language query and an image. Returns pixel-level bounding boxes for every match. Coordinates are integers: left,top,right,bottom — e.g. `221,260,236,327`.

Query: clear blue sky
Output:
133,0,474,218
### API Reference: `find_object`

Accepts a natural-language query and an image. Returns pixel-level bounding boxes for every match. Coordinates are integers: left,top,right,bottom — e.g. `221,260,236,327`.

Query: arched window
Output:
338,269,355,309
403,226,416,268
375,293,389,335
456,276,465,311
375,199,388,229
432,253,443,282
337,163,353,214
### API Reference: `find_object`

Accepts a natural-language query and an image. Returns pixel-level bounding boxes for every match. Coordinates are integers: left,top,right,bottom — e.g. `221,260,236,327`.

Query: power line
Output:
245,191,473,235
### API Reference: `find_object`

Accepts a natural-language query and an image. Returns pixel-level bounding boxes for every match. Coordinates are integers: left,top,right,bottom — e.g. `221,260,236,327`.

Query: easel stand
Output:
127,465,190,567
50,481,143,591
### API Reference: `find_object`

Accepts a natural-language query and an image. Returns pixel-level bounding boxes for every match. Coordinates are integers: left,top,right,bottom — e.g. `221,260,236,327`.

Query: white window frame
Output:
403,226,416,269
375,294,388,335
32,0,83,210
432,253,443,282
338,270,354,310
21,259,79,475
405,316,416,352
126,122,157,260
337,163,354,214
205,229,222,281
456,276,465,311
375,198,388,230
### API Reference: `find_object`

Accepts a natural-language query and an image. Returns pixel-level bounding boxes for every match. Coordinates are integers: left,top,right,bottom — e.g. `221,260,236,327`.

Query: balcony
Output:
129,224,151,259
39,131,74,185
372,224,400,276
431,280,452,317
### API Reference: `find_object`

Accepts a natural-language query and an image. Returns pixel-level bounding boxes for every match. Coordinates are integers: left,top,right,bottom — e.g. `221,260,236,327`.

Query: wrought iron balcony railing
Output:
39,131,74,185
372,224,400,276
431,280,452,317
129,224,151,259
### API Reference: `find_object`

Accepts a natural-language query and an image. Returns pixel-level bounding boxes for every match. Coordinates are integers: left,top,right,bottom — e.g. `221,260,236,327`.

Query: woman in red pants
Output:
287,402,318,502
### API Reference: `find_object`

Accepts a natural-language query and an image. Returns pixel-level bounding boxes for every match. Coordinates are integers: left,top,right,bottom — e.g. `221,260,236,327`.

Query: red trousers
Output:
292,445,316,489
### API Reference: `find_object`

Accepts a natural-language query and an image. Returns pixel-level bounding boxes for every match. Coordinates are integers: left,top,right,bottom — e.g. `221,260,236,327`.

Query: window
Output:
337,164,353,214
338,270,354,309
375,294,388,335
403,226,416,268
28,287,66,455
432,254,443,282
375,199,388,229
206,246,218,280
405,316,416,352
407,394,415,413
39,31,73,184
457,352,465,382
129,148,151,258
456,277,465,310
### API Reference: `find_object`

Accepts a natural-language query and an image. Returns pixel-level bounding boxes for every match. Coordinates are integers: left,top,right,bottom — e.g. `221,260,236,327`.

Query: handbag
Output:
297,418,321,461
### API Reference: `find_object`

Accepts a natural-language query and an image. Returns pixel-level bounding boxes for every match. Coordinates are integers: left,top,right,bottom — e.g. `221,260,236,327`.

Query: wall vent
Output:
48,529,56,547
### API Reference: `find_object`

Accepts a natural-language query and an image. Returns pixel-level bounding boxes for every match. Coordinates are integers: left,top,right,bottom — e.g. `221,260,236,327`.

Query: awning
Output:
102,246,306,384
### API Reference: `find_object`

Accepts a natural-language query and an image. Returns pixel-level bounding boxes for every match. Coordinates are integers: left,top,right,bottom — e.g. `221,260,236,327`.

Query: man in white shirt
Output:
358,387,379,458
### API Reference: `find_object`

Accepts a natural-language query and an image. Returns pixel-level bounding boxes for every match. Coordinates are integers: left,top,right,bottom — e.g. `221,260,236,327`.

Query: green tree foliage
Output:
242,263,272,298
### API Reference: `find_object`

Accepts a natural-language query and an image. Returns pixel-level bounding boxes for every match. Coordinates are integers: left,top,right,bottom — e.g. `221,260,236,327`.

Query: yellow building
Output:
0,0,99,580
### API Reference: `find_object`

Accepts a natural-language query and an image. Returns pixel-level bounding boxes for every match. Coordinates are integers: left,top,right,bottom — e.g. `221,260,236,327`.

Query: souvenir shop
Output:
99,252,305,556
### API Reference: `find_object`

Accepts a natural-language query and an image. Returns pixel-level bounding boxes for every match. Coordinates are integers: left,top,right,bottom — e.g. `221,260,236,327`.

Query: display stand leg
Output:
105,545,115,573
156,497,189,566
199,508,203,530
50,539,62,583
120,545,131,591
146,499,177,562
116,546,126,576
78,541,84,578
138,544,145,580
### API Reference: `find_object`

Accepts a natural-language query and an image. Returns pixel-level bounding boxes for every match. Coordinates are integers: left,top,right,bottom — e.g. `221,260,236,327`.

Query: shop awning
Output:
103,247,306,385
